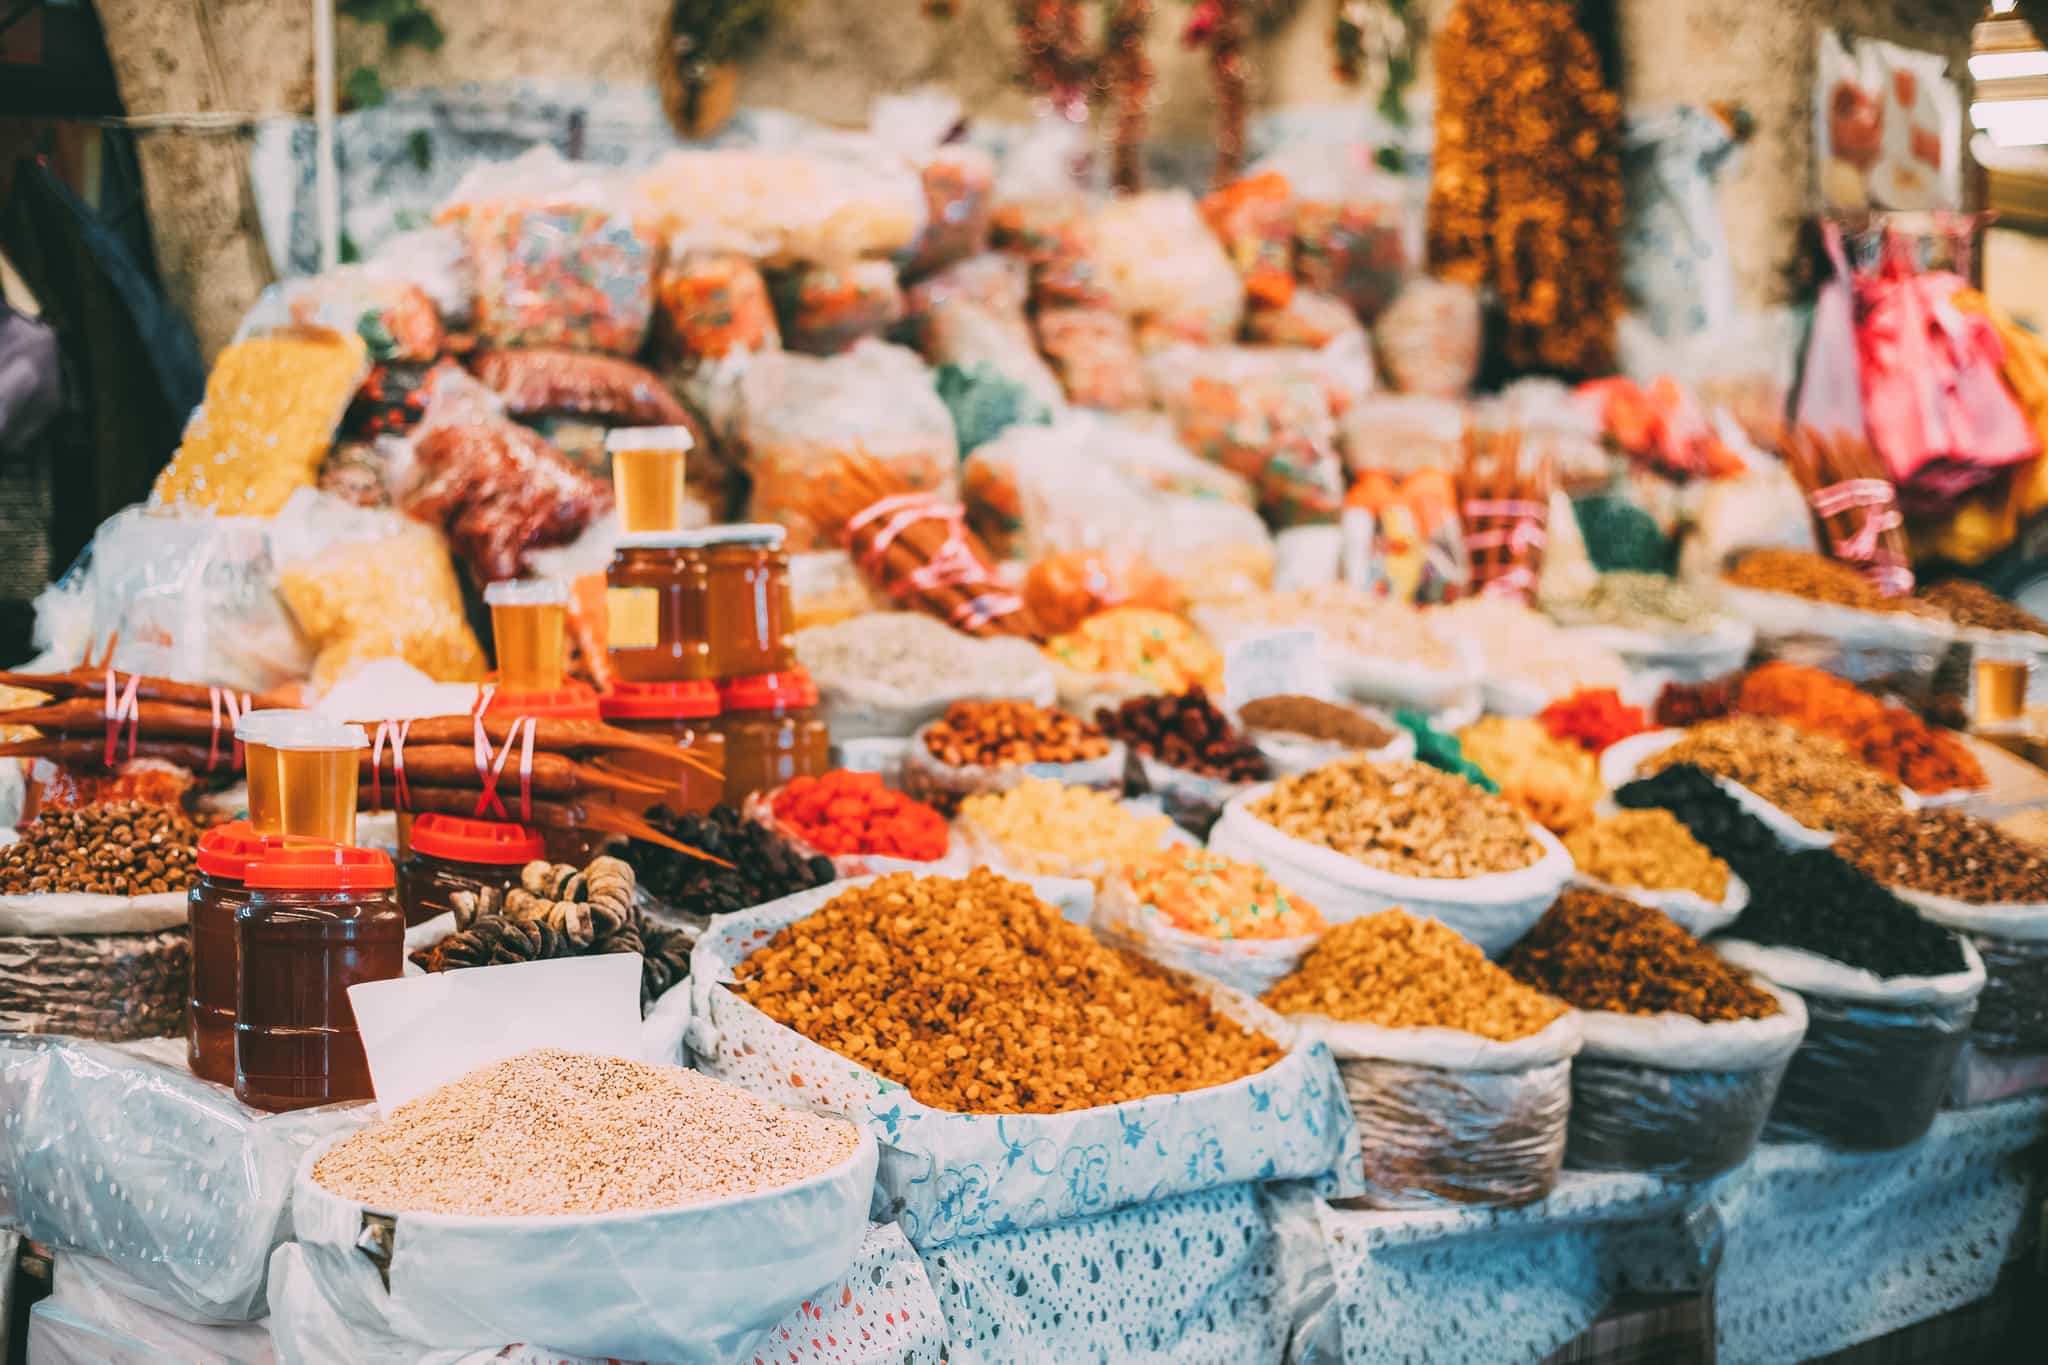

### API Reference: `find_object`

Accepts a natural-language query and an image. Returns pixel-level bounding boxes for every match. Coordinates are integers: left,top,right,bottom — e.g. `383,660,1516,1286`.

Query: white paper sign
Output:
348,953,645,1111
1224,628,1326,711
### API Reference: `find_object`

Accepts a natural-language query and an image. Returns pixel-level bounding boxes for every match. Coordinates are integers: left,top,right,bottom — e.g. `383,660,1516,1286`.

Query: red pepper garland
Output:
1101,0,1155,192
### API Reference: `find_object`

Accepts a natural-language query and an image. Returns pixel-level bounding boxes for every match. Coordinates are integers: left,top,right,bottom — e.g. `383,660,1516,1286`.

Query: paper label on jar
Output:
606,586,659,650
1224,627,1325,711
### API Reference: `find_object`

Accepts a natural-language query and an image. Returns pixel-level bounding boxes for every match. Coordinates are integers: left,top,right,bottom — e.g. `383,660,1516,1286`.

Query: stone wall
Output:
92,0,1978,357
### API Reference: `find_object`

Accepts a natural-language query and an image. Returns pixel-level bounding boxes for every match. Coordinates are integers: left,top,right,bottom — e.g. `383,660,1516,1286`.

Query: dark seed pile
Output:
1612,764,1780,879
624,805,836,918
1728,850,1968,980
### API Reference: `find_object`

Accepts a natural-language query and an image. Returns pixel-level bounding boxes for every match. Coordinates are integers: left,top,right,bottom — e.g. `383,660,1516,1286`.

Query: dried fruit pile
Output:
1565,810,1731,903
1249,758,1543,879
1643,716,1903,834
770,770,948,862
0,801,200,896
734,869,1285,1112
1834,810,2048,906
921,699,1111,767
1502,890,1781,1022
623,806,836,918
1096,687,1266,781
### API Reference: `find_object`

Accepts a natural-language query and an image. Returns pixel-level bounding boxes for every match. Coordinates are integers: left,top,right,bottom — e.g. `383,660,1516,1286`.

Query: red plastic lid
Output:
409,813,545,865
196,820,269,881
245,843,396,892
600,679,721,721
477,680,602,722
718,667,819,713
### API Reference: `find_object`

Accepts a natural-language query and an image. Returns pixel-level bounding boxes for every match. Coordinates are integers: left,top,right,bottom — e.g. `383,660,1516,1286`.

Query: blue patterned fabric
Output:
688,882,1363,1251
917,1181,1290,1365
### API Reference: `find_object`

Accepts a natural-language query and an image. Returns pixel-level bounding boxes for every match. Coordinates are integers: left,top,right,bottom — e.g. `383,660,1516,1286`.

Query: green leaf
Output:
388,8,445,52
1374,145,1403,174
343,65,387,109
407,128,433,173
339,0,409,24
339,231,362,264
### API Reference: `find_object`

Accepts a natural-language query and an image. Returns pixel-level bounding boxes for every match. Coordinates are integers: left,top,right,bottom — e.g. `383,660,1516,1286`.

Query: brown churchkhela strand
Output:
0,667,299,712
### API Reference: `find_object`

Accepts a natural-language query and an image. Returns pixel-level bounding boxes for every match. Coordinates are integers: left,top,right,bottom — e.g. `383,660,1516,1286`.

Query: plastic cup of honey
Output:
235,710,370,843
484,578,572,693
606,425,695,534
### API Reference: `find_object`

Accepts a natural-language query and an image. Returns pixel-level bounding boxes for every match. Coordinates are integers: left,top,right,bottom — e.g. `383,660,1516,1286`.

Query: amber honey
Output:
485,579,571,692
236,711,368,843
1975,656,2031,726
607,425,693,534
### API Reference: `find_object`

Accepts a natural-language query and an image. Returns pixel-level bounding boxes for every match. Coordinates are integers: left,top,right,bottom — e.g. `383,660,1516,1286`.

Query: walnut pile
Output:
1249,758,1543,879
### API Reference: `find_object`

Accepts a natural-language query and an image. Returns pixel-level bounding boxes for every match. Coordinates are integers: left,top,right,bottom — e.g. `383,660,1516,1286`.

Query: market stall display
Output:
1211,757,1572,952
956,779,1172,884
1733,661,1984,797
1638,714,1903,833
1501,890,1804,1178
1267,910,1577,1210
1093,846,1326,997
793,612,1055,740
905,699,1121,813
1455,715,1604,835
1564,808,1743,937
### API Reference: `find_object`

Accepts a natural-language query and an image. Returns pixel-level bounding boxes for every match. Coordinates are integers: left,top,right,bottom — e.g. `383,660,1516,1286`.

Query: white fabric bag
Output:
1092,872,1321,999
1574,867,1748,939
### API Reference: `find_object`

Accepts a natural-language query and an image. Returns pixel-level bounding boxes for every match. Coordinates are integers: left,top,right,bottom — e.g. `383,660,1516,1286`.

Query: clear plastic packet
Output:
1716,937,1985,1151
154,324,371,517
236,266,445,364
737,341,960,550
1035,307,1151,410
470,349,691,426
1563,980,1807,1179
1337,393,1467,477
365,224,474,328
438,148,655,355
340,359,448,442
1022,548,1182,636
1092,191,1246,341
634,146,926,270
900,722,1126,817
399,370,614,582
1202,173,1296,309
1252,145,1411,319
903,252,1033,332
771,259,908,356
1148,345,1352,528
921,299,1066,418
1247,289,1366,351
1093,871,1318,999
271,491,489,692
652,247,781,369
0,928,185,1039
990,196,1112,310
903,145,996,278
1375,278,1483,398
1308,1014,1581,1210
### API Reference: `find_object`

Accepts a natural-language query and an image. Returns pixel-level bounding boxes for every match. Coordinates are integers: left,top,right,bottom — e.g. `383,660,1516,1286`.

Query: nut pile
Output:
1834,810,2048,906
922,699,1110,768
1264,908,1567,1041
1724,548,1944,617
1916,578,2048,636
958,779,1172,878
1238,694,1395,750
1735,662,1984,796
1118,847,1326,941
624,805,836,917
1096,687,1267,781
1643,716,1903,833
310,1049,859,1215
1543,572,1725,634
1730,850,1967,979
0,801,200,896
1250,758,1544,879
734,869,1286,1112
1565,810,1732,903
1612,764,1781,879
1501,890,1781,1022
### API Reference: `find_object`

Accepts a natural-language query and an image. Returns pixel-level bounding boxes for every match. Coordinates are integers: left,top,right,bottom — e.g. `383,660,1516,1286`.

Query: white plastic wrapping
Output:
1894,883,2048,1054
686,879,1363,1250
1565,980,1807,1179
1558,617,1757,685
1092,872,1319,999
1309,1013,1581,1210
634,145,927,269
1573,868,1748,940
0,1035,368,1320
1126,751,1261,838
900,721,1126,815
1717,583,1957,656
1207,787,1574,955
285,1121,876,1363
41,1254,275,1364
1716,937,1985,1150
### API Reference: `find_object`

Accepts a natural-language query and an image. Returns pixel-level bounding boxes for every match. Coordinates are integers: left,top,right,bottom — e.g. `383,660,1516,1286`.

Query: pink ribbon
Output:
472,715,536,822
206,687,250,773
101,668,140,768
371,719,414,812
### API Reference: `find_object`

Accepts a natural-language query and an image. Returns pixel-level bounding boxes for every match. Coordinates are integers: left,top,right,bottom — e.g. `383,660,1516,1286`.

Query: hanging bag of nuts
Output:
1715,935,1984,1151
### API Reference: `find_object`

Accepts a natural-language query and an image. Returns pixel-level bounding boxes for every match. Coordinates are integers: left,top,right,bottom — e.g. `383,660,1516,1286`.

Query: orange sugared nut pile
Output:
1264,908,1567,1041
733,868,1285,1113
921,699,1111,768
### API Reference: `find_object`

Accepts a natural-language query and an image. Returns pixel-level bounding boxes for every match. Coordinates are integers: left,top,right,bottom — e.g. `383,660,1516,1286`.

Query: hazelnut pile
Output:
734,868,1285,1113
921,699,1110,768
0,801,201,896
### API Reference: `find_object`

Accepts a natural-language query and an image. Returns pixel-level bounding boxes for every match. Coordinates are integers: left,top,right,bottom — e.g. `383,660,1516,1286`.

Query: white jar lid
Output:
235,709,370,751
483,578,571,607
603,425,696,453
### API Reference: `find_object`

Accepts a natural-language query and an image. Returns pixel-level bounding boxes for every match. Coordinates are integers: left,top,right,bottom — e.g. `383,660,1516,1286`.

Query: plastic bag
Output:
470,349,690,427
903,145,996,277
341,360,447,443
1035,307,1151,410
400,373,614,583
794,613,1057,740
1340,467,1467,605
652,247,781,370
1564,979,1806,1178
1716,936,1984,1150
1148,345,1352,527
287,1123,877,1362
1090,190,1246,342
1247,289,1365,351
1336,393,1467,477
63,506,315,695
0,1035,368,1320
1253,144,1411,319
154,325,371,517
1311,1014,1580,1210
1093,869,1317,998
901,723,1126,816
237,266,445,364
737,340,960,550
1949,1042,2048,1107
903,252,1032,331
1893,883,2048,1054
1207,787,1573,954
920,294,1066,418
1023,548,1181,635
1202,173,1295,308
438,148,655,355
272,494,489,691
635,146,926,270
0,928,185,1039
33,1255,275,1364
1375,278,1482,398
771,259,907,356
1622,106,1741,341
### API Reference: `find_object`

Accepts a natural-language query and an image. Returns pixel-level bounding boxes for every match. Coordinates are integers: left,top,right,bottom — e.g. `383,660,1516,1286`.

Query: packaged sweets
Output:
1092,191,1246,343
470,350,691,427
770,260,907,356
902,144,996,277
634,146,926,269
1246,288,1366,350
1375,278,1483,398
1035,308,1151,411
275,515,488,689
1148,346,1350,528
1202,173,1296,308
237,267,445,364
1250,146,1411,320
653,249,781,366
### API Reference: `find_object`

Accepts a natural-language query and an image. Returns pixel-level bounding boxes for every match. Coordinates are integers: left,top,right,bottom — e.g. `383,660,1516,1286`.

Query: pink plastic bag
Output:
1856,231,2036,497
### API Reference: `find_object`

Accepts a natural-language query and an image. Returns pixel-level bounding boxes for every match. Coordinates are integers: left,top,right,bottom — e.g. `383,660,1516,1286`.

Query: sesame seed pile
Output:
310,1049,859,1216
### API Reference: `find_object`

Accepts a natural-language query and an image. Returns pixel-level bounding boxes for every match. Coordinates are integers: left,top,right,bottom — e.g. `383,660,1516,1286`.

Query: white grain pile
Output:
310,1049,858,1216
